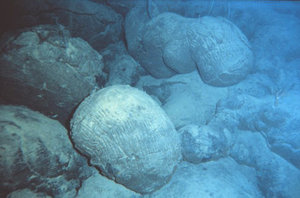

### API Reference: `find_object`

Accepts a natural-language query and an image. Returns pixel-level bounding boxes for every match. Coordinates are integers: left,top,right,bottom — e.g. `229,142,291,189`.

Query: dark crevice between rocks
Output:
34,7,97,18
75,178,83,197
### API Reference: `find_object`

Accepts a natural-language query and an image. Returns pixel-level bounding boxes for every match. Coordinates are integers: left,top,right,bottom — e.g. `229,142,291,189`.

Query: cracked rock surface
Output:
0,25,106,125
70,85,181,194
0,105,91,198
125,9,253,86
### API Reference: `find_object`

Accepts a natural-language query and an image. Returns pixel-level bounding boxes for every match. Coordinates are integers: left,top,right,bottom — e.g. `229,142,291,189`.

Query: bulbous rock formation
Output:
0,25,106,125
125,9,253,86
70,85,181,194
188,16,254,87
0,105,89,197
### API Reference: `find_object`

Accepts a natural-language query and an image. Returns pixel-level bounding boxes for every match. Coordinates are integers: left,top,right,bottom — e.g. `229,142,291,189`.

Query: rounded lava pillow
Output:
0,25,106,125
188,16,253,87
70,85,181,194
0,105,87,197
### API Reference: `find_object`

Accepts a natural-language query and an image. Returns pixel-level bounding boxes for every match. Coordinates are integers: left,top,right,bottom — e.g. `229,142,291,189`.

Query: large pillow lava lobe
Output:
189,16,254,87
70,85,181,194
125,9,253,86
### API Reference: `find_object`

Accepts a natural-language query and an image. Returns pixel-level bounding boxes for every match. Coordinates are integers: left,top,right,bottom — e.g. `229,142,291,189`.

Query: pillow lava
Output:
150,158,263,198
0,105,90,197
70,85,181,194
0,25,106,125
125,9,253,87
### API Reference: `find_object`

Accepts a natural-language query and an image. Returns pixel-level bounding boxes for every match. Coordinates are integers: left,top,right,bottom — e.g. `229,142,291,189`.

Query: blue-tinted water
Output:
0,0,299,197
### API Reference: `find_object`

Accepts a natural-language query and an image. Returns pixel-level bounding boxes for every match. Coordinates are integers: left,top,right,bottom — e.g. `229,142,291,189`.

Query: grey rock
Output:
125,10,253,86
130,1,298,41
76,171,141,198
100,41,129,63
268,118,300,169
70,85,181,194
136,72,228,128
149,158,263,198
7,189,51,198
209,69,300,197
146,1,273,39
0,25,106,125
105,54,141,86
226,78,300,169
230,131,300,198
125,11,195,78
179,124,232,164
265,91,300,169
238,105,288,133
0,105,90,197
188,16,253,86
1,0,122,51
101,42,144,86
124,4,153,71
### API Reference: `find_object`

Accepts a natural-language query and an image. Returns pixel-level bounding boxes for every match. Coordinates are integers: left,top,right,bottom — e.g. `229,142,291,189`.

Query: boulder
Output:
76,171,141,198
230,131,300,198
268,117,300,169
150,158,263,198
0,105,90,197
0,25,106,125
125,11,195,78
101,42,145,86
105,54,142,86
179,124,232,164
1,0,123,51
224,72,300,169
125,9,253,86
70,85,181,194
188,16,253,86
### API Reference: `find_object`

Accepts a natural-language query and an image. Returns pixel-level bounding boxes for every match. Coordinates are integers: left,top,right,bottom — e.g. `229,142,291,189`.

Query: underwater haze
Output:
0,0,299,197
